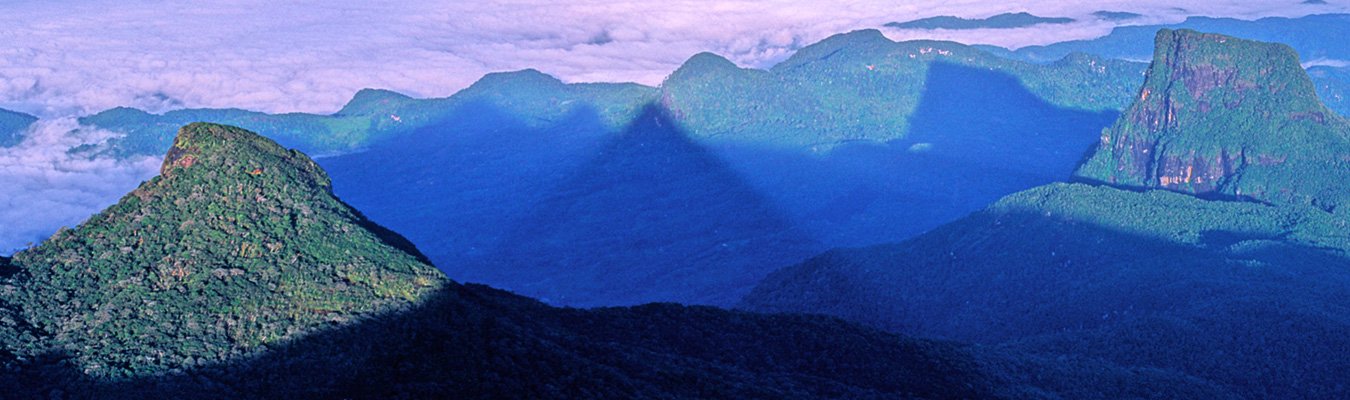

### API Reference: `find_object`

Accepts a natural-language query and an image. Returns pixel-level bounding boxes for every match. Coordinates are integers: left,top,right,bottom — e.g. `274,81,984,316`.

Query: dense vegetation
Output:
660,29,1140,149
80,73,656,157
2,123,446,377
744,30,1350,399
885,12,1073,30
742,183,1350,399
1076,29,1350,211
0,108,37,147
0,123,1238,398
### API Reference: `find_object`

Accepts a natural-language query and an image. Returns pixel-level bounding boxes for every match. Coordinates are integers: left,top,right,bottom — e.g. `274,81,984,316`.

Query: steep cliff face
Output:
1075,29,1350,210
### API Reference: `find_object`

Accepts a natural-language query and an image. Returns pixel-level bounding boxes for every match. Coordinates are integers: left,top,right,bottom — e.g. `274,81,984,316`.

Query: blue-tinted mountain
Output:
742,31,1350,399
82,72,655,158
1000,14,1350,63
323,33,1129,306
1309,65,1350,115
1076,30,1350,211
0,124,1231,398
476,104,821,306
885,12,1074,30
742,183,1350,399
1092,11,1143,21
661,29,1140,148
0,108,37,147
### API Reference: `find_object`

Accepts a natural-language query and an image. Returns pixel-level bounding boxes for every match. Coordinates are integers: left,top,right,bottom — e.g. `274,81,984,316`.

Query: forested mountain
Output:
0,108,37,147
972,13,1350,116
321,30,1131,307
1076,29,1350,211
741,30,1350,399
0,123,1233,399
77,73,656,158
742,183,1350,399
2,123,447,377
659,29,1138,148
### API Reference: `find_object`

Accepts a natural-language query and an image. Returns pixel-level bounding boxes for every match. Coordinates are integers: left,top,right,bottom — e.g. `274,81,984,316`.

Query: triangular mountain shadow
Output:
320,100,613,271
903,61,1120,179
477,103,822,307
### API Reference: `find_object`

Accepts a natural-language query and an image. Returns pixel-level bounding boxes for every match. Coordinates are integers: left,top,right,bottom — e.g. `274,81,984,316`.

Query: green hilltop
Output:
660,29,1142,149
3,123,445,377
1075,29,1350,210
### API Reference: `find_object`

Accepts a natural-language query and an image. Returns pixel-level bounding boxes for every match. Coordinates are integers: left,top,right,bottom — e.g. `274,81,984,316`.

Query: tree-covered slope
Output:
80,71,657,157
3,123,446,377
1075,29,1350,210
0,123,1234,398
742,183,1350,399
660,29,1141,149
0,108,37,147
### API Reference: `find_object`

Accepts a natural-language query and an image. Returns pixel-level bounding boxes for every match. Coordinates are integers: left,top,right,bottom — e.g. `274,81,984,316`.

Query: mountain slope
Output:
1075,29,1350,210
83,71,657,158
742,183,1350,398
660,29,1139,149
479,104,820,306
4,123,446,377
0,123,1233,398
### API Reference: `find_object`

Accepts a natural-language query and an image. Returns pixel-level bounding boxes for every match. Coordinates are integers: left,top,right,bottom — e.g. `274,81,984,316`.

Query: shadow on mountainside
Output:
3,278,1240,399
743,195,1350,399
322,64,1124,308
481,103,820,307
714,61,1119,248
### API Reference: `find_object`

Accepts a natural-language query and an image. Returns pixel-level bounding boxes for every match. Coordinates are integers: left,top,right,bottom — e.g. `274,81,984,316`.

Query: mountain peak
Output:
1075,30,1350,210
161,123,330,188
665,52,741,83
11,123,444,376
336,88,414,116
467,68,564,91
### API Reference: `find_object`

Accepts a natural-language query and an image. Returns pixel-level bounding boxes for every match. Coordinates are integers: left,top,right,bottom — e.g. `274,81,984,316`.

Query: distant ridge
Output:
885,12,1074,30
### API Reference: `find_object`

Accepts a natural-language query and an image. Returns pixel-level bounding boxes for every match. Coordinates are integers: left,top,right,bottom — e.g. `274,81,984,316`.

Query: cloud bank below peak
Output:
0,0,1342,119
0,119,161,253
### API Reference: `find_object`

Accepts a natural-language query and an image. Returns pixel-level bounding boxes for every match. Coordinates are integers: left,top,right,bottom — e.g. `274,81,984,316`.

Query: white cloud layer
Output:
0,0,1342,118
0,119,161,253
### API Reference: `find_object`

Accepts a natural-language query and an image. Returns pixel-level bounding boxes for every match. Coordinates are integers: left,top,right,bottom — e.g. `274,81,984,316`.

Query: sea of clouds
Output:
0,0,1340,118
0,0,1343,252
0,119,161,253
